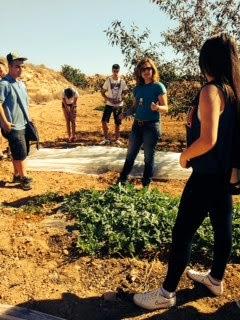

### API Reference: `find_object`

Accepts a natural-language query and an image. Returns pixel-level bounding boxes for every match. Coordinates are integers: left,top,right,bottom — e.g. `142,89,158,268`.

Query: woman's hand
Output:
151,102,159,112
180,151,190,168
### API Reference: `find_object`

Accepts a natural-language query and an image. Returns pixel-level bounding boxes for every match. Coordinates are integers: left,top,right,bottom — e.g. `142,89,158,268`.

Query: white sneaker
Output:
236,300,240,309
99,139,110,145
133,287,176,310
186,269,223,296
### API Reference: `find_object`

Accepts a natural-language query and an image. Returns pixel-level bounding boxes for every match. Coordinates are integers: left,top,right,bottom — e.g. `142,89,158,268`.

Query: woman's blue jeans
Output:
120,121,160,186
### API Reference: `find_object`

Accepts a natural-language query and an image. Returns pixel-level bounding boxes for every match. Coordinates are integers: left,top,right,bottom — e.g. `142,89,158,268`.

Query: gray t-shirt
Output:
0,75,29,130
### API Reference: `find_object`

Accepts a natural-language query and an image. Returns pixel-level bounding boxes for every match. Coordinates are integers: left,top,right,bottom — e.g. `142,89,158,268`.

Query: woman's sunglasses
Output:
141,67,152,72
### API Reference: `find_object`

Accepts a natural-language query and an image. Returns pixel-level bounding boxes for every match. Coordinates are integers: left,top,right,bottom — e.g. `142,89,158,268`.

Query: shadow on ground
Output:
39,131,130,149
16,290,240,320
38,131,185,152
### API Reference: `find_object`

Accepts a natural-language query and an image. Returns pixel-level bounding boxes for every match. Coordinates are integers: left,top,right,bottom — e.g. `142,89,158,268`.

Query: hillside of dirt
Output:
23,64,71,103
0,65,239,320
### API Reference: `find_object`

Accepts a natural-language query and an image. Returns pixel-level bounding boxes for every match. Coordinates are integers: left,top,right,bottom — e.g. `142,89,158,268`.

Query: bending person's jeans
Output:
120,120,160,186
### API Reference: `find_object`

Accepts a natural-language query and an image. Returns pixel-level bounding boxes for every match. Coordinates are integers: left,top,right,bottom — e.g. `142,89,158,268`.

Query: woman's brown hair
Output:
135,58,159,86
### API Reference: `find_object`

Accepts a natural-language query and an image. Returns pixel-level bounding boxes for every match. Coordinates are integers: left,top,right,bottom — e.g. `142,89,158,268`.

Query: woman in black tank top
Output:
133,34,240,311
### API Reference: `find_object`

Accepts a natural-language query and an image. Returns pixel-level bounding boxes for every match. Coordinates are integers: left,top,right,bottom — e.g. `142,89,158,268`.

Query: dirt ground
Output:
0,92,240,320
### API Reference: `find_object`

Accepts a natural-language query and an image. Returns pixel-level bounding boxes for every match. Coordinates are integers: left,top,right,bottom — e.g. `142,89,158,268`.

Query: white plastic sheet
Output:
27,146,191,180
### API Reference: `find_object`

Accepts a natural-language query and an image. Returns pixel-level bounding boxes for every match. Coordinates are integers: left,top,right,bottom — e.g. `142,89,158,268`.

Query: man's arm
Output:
101,88,108,100
101,88,114,104
0,104,14,131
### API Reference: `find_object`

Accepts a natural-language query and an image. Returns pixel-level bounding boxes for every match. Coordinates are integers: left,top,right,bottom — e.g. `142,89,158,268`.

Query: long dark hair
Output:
199,33,240,109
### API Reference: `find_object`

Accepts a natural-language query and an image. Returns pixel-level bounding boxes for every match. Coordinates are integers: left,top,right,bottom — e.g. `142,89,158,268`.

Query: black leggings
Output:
163,171,232,292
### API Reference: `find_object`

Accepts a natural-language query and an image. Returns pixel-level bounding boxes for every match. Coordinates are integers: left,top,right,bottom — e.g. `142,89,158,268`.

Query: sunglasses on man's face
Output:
13,64,24,69
141,67,152,72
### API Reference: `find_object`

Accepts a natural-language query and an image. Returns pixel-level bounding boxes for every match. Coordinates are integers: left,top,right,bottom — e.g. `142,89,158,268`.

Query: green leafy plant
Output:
61,185,240,259
21,187,240,260
61,64,88,89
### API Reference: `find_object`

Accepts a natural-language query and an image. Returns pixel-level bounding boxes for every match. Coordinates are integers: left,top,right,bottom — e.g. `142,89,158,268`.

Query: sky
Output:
0,0,176,75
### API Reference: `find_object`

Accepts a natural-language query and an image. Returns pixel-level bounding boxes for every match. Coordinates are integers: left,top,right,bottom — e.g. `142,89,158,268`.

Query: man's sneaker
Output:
99,139,110,145
186,269,223,296
115,139,123,146
12,175,21,183
133,287,176,310
236,300,240,309
20,176,33,191
13,175,33,183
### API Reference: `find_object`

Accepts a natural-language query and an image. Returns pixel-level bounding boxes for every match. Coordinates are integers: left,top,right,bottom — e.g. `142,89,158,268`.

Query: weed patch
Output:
61,185,240,259
21,187,240,260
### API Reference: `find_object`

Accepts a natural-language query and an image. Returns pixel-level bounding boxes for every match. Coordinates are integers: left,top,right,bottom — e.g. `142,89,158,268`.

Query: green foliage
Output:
61,185,240,260
62,185,178,256
87,74,107,92
106,2,240,74
152,0,240,72
61,64,88,89
104,20,162,70
232,204,240,258
160,62,180,87
19,188,240,260
168,80,202,118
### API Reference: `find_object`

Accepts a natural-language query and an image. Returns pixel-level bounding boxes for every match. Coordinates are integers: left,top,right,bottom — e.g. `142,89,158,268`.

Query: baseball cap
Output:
6,52,27,64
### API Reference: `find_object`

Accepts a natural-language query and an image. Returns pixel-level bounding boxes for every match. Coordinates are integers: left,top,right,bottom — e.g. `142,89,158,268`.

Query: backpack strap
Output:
10,84,30,123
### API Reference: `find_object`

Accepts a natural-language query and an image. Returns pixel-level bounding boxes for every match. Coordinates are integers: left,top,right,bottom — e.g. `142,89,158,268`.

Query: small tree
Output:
151,0,240,72
104,20,179,86
104,20,162,70
61,64,88,88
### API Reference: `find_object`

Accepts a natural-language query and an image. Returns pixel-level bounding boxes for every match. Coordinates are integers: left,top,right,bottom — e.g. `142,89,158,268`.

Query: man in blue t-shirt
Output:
0,52,32,190
0,58,8,160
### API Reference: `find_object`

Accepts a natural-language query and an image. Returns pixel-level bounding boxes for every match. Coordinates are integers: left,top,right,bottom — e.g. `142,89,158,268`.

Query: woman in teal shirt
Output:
118,58,168,187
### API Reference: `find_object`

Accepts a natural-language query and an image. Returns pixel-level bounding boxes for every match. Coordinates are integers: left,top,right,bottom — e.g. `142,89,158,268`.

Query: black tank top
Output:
186,81,238,175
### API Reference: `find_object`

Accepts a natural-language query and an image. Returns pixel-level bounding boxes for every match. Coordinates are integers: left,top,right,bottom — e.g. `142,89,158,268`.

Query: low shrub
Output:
61,185,240,259
22,187,240,260
61,64,88,89
62,185,178,256
168,80,202,119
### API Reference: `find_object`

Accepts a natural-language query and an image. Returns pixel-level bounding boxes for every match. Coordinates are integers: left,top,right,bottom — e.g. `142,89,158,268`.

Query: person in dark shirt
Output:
133,33,240,310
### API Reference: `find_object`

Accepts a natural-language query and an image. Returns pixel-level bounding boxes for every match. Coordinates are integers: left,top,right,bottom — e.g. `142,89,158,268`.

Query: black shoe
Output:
142,180,151,188
12,175,21,183
20,176,33,191
13,175,33,184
